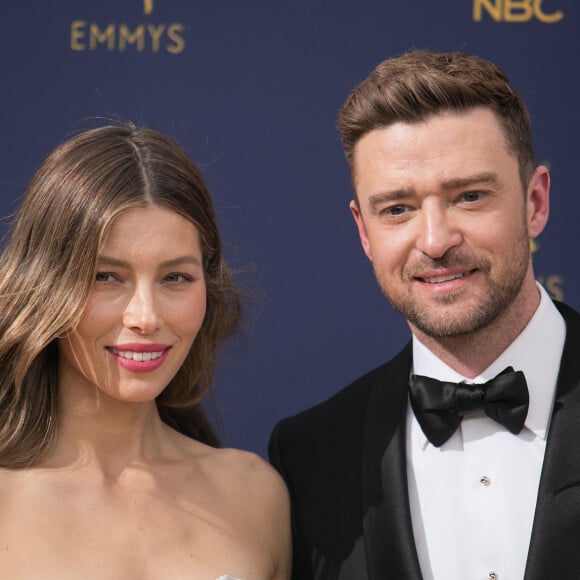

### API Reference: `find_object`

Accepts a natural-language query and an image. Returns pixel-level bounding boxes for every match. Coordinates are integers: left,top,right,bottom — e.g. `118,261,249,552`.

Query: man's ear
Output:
349,200,373,261
526,165,550,239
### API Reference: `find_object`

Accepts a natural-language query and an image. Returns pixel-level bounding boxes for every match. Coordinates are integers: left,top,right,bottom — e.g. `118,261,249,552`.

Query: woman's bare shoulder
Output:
185,444,292,578
198,445,288,500
168,430,288,507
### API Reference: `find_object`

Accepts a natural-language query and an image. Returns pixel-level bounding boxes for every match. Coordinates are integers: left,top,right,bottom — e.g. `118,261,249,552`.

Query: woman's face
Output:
58,205,207,404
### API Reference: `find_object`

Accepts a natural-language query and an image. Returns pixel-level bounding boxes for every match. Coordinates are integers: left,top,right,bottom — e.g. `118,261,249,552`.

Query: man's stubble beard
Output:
375,218,531,340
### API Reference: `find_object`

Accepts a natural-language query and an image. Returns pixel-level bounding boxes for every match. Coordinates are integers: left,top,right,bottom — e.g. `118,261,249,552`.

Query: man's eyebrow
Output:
362,172,500,214
97,255,202,268
366,189,415,214
441,172,500,191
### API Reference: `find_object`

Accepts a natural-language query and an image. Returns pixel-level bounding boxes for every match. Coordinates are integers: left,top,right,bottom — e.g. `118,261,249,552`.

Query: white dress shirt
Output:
407,285,566,580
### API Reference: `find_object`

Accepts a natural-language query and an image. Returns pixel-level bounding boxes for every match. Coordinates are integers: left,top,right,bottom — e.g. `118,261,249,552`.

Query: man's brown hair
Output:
338,50,535,192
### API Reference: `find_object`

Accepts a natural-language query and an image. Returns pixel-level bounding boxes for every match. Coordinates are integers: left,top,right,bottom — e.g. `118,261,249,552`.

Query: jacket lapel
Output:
358,302,580,579
525,302,580,579
361,343,423,580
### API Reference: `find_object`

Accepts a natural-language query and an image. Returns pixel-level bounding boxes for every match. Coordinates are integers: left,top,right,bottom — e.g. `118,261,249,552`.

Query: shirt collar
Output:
411,284,566,447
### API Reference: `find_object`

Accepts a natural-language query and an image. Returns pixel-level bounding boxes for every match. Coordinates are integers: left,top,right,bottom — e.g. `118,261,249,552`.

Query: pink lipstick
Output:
106,343,171,373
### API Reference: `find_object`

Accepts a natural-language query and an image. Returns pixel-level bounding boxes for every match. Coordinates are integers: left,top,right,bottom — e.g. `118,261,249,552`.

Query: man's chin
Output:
396,297,498,339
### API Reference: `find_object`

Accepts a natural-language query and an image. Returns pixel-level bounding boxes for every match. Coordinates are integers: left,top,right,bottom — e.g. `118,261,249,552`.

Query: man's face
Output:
350,107,549,341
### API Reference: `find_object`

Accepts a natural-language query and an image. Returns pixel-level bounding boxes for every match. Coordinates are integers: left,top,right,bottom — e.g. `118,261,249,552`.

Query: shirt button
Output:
488,572,497,580
480,475,491,486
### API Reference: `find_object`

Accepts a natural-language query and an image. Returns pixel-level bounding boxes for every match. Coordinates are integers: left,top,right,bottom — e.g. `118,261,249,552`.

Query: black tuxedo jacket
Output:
269,302,580,580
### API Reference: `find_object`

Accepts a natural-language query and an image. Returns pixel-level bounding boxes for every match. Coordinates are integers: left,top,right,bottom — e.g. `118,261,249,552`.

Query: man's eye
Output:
386,205,407,216
462,191,481,203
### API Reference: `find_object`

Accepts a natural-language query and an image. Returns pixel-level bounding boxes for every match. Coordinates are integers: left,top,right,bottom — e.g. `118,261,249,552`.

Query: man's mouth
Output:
421,272,469,284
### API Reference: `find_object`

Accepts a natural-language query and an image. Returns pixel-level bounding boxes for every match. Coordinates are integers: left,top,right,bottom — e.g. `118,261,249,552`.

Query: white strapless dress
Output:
216,576,241,580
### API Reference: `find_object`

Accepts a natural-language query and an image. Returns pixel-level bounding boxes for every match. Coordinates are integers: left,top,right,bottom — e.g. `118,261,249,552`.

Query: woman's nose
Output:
122,285,163,334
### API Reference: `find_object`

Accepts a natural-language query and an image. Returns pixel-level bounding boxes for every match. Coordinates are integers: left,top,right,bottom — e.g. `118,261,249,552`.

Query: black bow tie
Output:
409,366,529,447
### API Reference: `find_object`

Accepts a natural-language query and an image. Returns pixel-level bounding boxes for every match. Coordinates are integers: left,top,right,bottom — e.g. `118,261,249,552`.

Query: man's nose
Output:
415,203,462,259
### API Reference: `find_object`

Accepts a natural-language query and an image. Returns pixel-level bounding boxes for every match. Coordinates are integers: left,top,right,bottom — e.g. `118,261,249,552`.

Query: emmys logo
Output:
532,240,565,301
71,1,186,53
473,0,564,22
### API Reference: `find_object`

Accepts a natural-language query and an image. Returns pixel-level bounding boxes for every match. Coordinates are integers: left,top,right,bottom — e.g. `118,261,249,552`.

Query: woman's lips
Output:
105,344,171,373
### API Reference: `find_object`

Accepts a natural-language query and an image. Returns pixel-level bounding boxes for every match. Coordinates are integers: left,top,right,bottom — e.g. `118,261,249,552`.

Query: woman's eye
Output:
95,272,116,283
163,273,193,284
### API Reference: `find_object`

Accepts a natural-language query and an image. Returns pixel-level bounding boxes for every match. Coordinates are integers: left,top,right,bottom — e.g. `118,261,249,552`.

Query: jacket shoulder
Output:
554,300,580,323
271,343,412,445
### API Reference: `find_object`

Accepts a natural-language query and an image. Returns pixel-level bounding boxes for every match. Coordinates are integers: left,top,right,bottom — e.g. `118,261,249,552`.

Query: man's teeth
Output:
425,273,466,284
110,348,164,362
